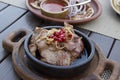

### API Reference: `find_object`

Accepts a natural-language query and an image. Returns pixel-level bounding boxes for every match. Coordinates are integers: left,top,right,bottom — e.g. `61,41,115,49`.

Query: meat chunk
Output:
36,39,48,50
56,50,71,66
40,49,71,66
65,35,84,58
72,38,84,57
29,27,48,57
40,49,58,65
29,43,37,57
32,27,48,41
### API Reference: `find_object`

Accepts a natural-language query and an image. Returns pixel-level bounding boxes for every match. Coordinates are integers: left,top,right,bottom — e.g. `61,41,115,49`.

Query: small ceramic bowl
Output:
24,26,95,78
40,0,69,19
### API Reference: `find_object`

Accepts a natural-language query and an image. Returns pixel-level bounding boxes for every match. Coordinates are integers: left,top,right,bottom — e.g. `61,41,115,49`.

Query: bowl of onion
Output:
24,23,95,78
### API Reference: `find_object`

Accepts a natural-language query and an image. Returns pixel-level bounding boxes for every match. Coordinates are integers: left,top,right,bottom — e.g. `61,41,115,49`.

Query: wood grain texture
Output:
0,0,27,9
75,27,90,36
109,40,120,62
89,32,114,57
0,55,21,80
0,12,41,61
0,6,26,32
0,2,8,11
4,12,42,30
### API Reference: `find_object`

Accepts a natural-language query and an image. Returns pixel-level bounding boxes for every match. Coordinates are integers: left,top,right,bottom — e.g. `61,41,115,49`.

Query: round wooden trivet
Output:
2,29,120,80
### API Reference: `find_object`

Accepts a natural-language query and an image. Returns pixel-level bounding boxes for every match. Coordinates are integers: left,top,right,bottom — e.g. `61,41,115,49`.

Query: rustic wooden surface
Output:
0,1,120,80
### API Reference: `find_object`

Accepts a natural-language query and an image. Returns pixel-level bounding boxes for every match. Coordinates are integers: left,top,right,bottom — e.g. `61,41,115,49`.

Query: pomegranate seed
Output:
62,37,66,41
49,28,67,42
53,32,56,35
58,38,62,42
68,33,72,38
59,34,65,38
54,36,58,41
49,35,54,38
54,32,58,36
60,28,65,34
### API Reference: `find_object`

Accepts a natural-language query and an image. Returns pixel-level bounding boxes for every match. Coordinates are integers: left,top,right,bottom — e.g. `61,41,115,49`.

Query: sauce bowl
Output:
40,0,69,19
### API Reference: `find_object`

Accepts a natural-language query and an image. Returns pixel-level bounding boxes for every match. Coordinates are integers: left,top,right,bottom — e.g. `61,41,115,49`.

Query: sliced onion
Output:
68,0,94,20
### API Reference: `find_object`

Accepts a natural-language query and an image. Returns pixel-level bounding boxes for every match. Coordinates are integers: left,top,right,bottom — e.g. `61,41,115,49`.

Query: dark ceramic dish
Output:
24,26,95,78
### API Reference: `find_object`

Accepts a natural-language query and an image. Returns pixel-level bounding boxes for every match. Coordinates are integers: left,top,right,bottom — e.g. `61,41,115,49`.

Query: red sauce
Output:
42,1,66,12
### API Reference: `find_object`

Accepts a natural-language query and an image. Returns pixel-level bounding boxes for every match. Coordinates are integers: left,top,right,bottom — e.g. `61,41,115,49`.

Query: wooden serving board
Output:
2,29,120,80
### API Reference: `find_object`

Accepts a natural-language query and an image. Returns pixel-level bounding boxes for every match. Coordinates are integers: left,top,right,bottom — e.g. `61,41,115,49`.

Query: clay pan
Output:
26,0,102,24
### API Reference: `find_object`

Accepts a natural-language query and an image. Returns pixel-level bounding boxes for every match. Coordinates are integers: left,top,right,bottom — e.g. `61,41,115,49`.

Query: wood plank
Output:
0,55,21,80
4,12,42,31
75,27,90,36
0,2,8,11
0,6,26,32
0,12,41,61
0,0,27,9
0,35,10,62
109,40,120,62
89,32,114,57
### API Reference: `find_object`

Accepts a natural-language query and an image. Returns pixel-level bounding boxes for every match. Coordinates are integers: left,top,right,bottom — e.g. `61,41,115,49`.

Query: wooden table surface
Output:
0,1,120,80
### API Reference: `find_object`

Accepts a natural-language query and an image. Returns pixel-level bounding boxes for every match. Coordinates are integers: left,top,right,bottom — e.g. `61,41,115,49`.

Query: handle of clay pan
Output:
2,29,31,53
93,58,120,80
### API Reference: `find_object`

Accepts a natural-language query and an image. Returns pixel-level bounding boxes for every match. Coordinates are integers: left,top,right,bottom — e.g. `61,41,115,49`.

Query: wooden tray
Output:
2,29,120,80
26,0,102,25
